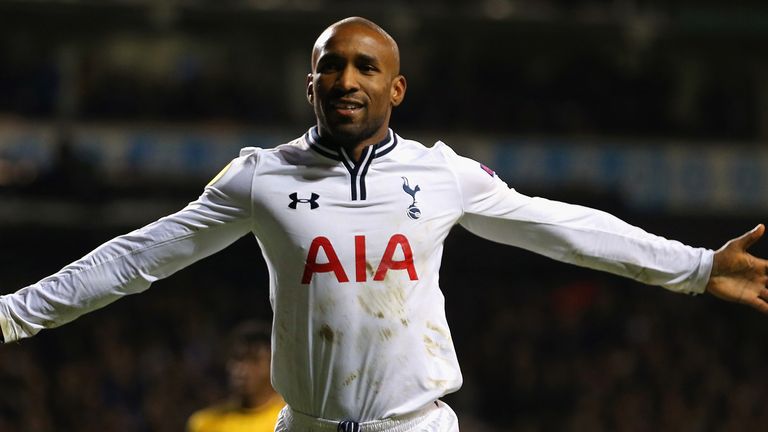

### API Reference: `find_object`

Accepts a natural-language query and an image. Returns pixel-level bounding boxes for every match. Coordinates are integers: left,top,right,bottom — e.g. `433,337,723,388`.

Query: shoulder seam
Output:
248,149,263,232
436,142,467,219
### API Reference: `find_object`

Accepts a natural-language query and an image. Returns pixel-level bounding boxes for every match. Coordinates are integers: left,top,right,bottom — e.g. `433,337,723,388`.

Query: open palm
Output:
707,224,768,313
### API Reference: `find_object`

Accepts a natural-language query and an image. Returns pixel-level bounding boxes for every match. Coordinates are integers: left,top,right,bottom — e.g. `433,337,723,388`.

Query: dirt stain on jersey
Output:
423,321,454,360
356,285,407,321
370,379,382,395
426,321,451,340
318,324,335,343
423,335,439,357
379,327,393,341
316,296,336,315
342,370,360,386
427,378,450,390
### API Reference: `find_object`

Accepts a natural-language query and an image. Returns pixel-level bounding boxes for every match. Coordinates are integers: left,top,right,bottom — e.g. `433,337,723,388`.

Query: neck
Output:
239,386,276,410
315,126,391,162
346,141,370,162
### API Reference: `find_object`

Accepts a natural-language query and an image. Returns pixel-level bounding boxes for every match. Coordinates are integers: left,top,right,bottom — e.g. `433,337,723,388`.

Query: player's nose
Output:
335,65,360,91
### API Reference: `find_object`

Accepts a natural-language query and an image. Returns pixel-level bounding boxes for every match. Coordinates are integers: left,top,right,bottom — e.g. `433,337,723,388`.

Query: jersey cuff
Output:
0,300,16,343
683,248,714,296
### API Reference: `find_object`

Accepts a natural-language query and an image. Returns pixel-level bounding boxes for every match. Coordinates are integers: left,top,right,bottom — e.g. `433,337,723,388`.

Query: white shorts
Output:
274,401,459,432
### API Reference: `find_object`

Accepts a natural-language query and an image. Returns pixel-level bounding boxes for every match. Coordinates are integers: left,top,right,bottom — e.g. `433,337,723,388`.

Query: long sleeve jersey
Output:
0,128,713,421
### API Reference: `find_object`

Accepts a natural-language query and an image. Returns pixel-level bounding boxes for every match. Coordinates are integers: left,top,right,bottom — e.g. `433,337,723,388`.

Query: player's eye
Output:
317,58,344,74
359,64,378,74
318,63,340,73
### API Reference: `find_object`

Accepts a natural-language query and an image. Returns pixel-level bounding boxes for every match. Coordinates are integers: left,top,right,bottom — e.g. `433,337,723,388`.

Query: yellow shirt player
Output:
188,321,285,432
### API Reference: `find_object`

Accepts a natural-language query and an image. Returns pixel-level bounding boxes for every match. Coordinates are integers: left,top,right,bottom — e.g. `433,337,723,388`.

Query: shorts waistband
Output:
282,402,438,432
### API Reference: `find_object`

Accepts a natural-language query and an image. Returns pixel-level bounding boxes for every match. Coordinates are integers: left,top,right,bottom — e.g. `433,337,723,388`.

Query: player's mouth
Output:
330,99,365,117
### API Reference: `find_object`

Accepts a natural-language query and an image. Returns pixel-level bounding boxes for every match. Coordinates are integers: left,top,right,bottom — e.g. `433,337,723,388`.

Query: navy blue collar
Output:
305,127,398,163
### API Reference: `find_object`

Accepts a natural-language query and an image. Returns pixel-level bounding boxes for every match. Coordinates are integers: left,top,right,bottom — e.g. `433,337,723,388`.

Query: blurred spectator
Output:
187,320,284,432
30,131,100,200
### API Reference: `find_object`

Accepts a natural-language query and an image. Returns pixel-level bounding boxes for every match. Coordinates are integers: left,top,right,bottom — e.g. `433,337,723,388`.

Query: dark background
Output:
1,1,767,431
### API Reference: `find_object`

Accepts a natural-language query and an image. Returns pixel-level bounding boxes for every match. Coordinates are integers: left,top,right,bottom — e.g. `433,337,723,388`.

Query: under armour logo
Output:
337,421,361,432
288,192,320,209
401,177,421,220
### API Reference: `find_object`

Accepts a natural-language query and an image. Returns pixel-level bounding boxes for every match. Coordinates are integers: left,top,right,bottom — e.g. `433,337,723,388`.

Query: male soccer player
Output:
187,321,284,432
1,16,767,432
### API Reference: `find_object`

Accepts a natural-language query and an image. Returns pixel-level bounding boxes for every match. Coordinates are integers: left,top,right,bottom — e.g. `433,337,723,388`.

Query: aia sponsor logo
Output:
301,234,418,284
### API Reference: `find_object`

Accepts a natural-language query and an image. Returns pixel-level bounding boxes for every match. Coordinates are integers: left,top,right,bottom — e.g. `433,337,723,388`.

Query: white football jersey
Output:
0,128,713,421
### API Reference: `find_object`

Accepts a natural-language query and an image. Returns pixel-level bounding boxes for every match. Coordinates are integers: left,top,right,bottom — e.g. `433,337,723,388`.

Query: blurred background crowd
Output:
1,0,767,431
2,0,768,138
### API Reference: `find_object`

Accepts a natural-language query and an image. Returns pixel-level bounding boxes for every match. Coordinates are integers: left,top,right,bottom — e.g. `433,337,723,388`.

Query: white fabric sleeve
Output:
0,152,259,342
439,143,713,295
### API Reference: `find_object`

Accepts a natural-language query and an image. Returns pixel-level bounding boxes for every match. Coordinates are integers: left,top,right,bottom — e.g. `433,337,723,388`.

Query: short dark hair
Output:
227,320,271,359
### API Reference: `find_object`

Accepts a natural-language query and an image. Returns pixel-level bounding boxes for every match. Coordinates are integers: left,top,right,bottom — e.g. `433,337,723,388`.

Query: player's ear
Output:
306,73,314,106
391,75,407,107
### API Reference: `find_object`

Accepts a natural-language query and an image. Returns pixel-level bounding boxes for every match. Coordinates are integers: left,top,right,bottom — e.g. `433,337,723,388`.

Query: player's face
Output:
308,24,406,148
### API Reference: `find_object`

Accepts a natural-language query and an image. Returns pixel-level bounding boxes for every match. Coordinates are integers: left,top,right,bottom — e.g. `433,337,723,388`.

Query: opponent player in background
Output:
1,16,767,432
187,321,284,432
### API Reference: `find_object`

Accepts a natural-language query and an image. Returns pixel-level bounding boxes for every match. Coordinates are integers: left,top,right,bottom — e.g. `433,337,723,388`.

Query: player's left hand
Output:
706,224,768,314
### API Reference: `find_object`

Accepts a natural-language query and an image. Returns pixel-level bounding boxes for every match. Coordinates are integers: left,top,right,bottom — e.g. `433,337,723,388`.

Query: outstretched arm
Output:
707,224,768,314
0,153,258,342
442,143,713,295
